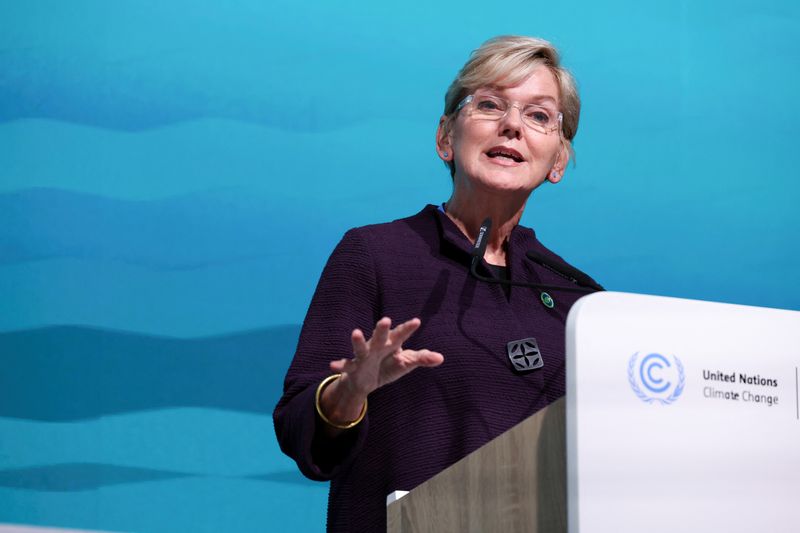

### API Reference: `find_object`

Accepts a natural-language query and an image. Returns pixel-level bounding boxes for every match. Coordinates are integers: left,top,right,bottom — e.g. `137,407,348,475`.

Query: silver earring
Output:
551,171,559,180
443,151,449,158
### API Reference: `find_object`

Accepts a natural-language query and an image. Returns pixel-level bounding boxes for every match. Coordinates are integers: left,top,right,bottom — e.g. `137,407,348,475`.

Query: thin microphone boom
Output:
469,218,601,294
525,250,604,292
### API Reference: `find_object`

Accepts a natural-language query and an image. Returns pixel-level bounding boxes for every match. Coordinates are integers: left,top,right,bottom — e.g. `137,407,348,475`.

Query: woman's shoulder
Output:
342,205,440,245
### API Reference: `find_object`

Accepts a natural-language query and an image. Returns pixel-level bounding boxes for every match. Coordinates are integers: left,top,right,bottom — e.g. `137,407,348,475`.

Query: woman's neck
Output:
444,190,527,267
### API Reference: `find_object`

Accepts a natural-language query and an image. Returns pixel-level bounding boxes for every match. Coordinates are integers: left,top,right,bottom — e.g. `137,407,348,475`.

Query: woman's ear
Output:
436,115,452,161
548,144,570,183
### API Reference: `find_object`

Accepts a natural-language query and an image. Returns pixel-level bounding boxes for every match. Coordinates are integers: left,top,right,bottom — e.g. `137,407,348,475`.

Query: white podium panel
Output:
566,292,799,533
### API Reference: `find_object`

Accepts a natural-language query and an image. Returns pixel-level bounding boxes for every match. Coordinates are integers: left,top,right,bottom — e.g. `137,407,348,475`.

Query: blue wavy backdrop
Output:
1,1,799,531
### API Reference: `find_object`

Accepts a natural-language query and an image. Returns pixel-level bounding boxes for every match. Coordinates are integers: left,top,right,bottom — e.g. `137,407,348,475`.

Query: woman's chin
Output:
471,170,542,195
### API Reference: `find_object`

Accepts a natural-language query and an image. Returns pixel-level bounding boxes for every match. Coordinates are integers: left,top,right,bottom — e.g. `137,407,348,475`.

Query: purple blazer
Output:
274,205,598,532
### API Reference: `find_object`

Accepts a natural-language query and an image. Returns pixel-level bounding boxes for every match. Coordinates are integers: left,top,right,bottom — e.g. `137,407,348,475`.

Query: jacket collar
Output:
423,204,536,261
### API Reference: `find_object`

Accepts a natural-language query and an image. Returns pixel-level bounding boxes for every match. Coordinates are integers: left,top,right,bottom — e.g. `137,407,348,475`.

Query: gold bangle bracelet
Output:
315,373,368,430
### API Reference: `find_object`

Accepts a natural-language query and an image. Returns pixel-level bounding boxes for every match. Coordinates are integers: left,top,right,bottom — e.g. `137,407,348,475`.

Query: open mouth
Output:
486,147,524,163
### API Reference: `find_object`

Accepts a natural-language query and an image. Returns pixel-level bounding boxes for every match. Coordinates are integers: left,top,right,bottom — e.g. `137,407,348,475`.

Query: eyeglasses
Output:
456,93,563,135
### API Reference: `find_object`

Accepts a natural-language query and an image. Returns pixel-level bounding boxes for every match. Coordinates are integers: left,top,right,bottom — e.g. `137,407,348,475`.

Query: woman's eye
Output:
476,98,503,111
526,109,551,124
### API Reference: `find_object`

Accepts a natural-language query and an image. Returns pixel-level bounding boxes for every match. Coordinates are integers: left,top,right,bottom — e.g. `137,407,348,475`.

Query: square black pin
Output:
506,337,544,372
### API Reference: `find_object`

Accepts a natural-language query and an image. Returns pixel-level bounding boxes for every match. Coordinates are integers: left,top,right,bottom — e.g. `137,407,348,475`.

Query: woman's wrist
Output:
316,374,368,429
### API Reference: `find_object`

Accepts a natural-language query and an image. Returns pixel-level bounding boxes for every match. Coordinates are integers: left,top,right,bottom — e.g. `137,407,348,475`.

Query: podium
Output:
388,292,800,533
387,398,566,532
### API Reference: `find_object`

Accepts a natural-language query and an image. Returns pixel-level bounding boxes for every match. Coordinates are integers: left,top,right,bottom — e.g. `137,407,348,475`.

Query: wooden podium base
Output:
387,398,566,533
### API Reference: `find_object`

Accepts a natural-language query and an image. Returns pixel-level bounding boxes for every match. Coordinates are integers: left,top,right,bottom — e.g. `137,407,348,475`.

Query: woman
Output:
274,35,601,532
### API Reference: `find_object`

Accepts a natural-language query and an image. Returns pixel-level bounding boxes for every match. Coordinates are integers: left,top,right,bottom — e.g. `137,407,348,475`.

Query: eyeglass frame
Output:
455,93,563,135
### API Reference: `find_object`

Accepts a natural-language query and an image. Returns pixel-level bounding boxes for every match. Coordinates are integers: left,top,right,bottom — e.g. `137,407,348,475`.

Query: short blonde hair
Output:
442,35,580,175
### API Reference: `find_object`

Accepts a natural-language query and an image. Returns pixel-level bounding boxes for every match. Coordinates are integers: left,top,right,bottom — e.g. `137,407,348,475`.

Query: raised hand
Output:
319,317,443,431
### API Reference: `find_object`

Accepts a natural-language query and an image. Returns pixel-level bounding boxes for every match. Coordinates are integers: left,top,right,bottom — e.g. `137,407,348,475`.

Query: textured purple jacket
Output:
274,205,598,532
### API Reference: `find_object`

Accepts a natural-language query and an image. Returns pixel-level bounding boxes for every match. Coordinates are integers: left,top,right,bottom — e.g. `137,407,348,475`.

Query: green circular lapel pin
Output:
540,292,555,309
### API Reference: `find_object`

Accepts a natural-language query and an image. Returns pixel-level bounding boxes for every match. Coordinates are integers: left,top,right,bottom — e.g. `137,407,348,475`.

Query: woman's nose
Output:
499,105,524,139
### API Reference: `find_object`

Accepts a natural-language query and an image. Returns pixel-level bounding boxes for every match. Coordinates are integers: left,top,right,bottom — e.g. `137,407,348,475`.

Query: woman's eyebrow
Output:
525,95,558,105
480,89,559,105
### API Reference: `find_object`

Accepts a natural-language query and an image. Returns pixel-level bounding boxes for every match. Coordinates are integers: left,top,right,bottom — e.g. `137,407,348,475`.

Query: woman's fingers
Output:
369,317,392,351
395,349,444,369
375,349,444,384
351,328,368,359
351,317,417,361
415,349,444,367
387,317,422,348
340,317,436,390
329,357,350,372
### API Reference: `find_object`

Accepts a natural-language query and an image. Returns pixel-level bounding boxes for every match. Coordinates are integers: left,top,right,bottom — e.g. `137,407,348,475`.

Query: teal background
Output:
1,1,798,531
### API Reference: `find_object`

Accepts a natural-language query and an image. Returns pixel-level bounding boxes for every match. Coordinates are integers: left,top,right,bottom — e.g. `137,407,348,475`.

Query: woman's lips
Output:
486,146,525,163
485,147,525,166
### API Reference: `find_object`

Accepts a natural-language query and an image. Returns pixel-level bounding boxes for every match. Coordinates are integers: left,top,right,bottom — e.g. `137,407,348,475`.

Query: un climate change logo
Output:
628,352,685,405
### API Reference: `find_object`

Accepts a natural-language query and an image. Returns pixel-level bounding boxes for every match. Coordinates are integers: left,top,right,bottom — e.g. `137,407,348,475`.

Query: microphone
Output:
469,218,600,294
470,217,492,273
525,250,604,292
